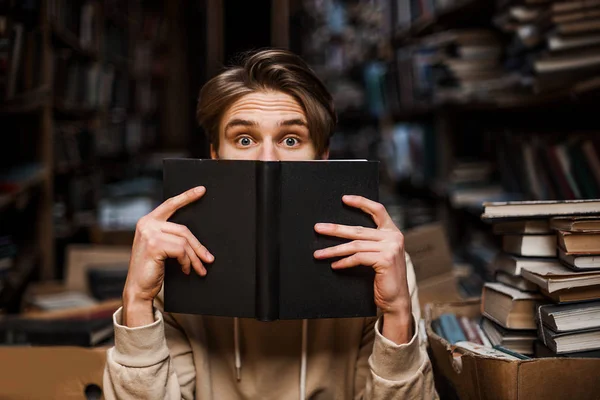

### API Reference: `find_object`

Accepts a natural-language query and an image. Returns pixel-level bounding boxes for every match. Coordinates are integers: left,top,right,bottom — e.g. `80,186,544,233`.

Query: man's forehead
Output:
225,92,305,116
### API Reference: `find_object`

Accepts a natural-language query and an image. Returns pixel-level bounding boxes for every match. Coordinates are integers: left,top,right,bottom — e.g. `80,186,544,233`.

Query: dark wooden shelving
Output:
50,22,99,60
0,168,48,213
391,76,600,122
393,0,492,45
53,103,103,120
0,86,51,115
0,247,40,313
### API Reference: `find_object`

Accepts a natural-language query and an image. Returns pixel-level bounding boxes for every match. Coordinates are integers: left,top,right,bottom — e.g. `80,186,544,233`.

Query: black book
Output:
0,317,114,347
162,159,379,321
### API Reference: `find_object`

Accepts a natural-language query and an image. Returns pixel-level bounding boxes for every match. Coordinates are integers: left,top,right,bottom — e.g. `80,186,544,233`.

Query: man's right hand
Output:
122,186,213,327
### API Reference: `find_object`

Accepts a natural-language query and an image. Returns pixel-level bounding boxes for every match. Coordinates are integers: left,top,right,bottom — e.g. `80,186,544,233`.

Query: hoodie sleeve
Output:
354,253,439,399
103,288,196,400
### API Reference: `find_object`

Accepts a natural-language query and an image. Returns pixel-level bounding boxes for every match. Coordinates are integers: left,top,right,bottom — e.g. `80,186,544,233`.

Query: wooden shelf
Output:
395,179,447,201
392,104,434,121
336,109,379,126
0,168,48,212
0,247,39,313
393,0,491,45
53,104,103,120
0,86,51,115
391,77,600,121
50,22,99,60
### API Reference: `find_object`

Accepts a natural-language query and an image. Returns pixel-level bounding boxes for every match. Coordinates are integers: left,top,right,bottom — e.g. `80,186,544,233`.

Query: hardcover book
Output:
162,159,380,321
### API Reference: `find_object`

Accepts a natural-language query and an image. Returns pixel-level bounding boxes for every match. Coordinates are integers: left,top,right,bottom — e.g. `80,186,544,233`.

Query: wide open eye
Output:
283,137,299,147
237,136,254,147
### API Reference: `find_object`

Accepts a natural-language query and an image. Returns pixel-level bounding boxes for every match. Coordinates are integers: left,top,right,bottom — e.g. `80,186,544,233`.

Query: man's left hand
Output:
313,195,413,345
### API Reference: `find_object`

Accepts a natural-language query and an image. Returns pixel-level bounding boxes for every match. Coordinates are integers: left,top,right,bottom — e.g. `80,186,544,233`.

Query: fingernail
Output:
314,250,322,257
315,223,328,230
206,252,214,262
195,186,205,194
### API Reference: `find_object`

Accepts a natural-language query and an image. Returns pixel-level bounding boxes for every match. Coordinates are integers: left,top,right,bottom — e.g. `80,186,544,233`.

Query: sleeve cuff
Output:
111,306,171,368
368,312,425,382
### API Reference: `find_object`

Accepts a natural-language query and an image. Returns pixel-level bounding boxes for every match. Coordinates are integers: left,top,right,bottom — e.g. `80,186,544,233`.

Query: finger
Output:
160,235,193,275
314,240,381,259
341,195,395,229
182,242,207,276
331,252,380,269
150,186,206,221
160,222,214,264
314,223,385,241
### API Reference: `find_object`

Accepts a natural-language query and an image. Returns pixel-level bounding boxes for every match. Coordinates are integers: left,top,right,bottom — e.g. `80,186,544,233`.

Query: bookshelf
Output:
0,0,172,305
393,0,493,45
378,0,600,298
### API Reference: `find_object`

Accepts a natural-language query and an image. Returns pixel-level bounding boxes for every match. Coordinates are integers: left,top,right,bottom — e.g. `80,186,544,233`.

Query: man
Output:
103,48,438,399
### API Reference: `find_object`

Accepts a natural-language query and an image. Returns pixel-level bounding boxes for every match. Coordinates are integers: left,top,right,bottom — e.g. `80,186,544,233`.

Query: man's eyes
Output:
233,135,303,148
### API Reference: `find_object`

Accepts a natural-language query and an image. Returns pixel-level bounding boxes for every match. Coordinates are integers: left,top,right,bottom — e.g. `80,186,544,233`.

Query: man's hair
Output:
196,48,336,156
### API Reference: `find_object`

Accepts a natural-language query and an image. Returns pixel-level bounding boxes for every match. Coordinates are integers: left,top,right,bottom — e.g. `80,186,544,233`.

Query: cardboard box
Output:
89,225,135,246
0,346,107,399
404,222,454,283
425,299,600,399
417,271,463,313
65,244,131,295
0,245,129,398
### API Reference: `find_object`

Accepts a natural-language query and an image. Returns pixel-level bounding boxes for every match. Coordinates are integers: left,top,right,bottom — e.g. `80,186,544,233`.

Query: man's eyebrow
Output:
278,119,308,127
224,119,259,131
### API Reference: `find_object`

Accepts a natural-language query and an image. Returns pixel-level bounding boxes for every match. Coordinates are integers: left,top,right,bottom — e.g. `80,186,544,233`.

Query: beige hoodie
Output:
103,254,438,399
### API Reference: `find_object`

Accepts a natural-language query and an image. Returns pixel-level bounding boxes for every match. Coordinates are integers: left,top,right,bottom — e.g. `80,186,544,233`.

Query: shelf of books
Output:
0,0,171,317
380,0,600,372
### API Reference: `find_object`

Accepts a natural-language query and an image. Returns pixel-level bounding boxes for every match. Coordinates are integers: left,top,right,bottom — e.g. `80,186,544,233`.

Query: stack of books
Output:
482,199,600,358
494,0,600,94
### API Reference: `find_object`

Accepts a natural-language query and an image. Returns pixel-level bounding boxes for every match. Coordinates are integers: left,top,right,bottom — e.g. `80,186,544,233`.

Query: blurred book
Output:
538,301,600,332
495,270,539,292
481,317,537,355
521,261,600,302
550,216,600,232
502,234,556,257
482,282,545,329
29,291,97,311
534,340,600,358
539,325,600,354
482,199,600,220
0,316,113,347
558,247,600,271
557,230,600,254
493,219,552,235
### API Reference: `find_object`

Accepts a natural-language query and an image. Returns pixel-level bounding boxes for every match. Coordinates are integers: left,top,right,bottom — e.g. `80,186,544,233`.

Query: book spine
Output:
438,313,467,344
255,162,280,321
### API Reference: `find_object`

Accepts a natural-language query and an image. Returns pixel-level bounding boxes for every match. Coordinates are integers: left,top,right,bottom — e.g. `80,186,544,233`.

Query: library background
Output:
1,0,600,398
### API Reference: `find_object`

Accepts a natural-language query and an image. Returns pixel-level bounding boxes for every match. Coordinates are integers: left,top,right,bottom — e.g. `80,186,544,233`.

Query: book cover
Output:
481,199,600,220
162,159,379,320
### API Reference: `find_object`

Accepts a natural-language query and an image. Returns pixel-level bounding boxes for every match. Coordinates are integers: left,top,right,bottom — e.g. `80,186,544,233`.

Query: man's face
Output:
211,91,329,161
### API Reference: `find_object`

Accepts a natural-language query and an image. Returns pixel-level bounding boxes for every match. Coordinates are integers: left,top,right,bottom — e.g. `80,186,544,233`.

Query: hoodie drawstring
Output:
233,317,308,400
234,317,241,381
300,319,307,400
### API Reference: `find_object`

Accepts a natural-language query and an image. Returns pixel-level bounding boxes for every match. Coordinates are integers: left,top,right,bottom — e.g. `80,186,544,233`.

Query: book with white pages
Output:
559,247,600,271
521,262,600,293
540,325,600,355
538,301,600,332
492,253,561,276
502,234,556,257
481,199,600,220
482,282,545,330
